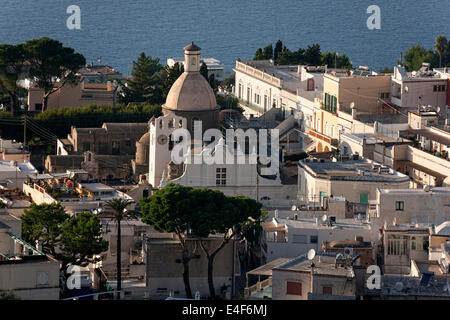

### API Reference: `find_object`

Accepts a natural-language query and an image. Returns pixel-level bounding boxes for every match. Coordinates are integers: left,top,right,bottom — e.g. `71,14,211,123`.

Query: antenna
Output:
307,249,316,261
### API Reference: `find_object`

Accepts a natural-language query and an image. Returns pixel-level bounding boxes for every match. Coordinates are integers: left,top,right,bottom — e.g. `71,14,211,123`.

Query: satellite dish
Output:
307,249,316,261
291,205,297,211
321,214,328,223
350,102,355,109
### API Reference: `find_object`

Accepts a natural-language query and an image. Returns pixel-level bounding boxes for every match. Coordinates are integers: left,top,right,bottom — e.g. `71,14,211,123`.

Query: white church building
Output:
144,42,297,204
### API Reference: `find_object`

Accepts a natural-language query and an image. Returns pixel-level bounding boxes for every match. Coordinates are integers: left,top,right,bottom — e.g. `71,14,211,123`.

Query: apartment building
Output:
297,158,411,205
391,64,448,113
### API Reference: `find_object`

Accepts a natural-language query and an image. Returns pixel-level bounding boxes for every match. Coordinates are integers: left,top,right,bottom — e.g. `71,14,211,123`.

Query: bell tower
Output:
184,41,201,73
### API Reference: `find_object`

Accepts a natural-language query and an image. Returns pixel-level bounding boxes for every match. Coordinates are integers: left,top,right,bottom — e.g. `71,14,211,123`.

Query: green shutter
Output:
360,193,369,203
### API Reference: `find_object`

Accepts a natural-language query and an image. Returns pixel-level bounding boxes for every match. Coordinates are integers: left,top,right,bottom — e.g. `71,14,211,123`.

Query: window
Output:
238,84,242,99
380,92,390,99
360,193,369,204
112,141,120,155
395,201,404,211
387,234,408,255
411,236,416,250
292,235,307,244
216,168,226,186
322,286,332,295
343,146,348,155
310,235,318,244
264,95,268,112
307,78,315,91
286,281,302,296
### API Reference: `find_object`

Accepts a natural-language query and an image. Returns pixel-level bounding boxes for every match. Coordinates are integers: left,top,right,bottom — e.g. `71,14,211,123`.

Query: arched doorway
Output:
317,142,323,152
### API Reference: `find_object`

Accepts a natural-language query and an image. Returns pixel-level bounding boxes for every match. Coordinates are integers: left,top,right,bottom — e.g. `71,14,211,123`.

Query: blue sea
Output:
0,0,448,75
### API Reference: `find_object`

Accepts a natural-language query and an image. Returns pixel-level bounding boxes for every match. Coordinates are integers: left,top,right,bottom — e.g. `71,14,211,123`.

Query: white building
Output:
262,216,374,262
0,208,60,300
374,187,450,228
0,160,38,191
167,57,225,80
233,60,301,118
391,64,448,114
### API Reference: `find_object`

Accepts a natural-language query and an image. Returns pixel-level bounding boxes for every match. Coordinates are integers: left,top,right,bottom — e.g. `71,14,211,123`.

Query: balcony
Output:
305,128,338,147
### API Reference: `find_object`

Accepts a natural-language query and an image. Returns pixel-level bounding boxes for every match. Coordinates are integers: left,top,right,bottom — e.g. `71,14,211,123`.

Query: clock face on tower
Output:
157,134,168,145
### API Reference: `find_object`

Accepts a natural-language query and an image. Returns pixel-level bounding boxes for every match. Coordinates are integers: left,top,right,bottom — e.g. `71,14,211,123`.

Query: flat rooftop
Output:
274,251,356,278
379,187,450,195
80,183,115,192
299,158,410,183
0,160,37,173
271,217,371,231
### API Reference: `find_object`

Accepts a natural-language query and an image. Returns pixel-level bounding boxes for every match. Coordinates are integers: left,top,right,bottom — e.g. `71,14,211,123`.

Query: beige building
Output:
324,69,391,115
382,225,429,274
374,187,450,228
245,251,359,300
27,80,118,111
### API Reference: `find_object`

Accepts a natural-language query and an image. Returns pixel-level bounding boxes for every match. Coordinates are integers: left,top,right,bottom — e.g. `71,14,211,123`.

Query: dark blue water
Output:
0,1,448,74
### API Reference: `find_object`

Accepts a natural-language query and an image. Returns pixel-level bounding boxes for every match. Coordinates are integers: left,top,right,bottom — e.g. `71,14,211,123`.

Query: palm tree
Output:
435,35,448,68
105,198,134,299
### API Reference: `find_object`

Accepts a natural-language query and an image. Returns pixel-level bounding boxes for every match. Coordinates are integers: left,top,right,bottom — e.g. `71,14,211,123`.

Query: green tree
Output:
105,198,134,299
200,62,209,80
0,44,26,115
253,48,264,60
216,94,243,113
435,35,449,68
274,40,283,61
21,203,69,256
140,183,198,299
304,43,322,66
262,44,273,60
21,203,108,271
60,211,109,270
161,62,184,99
403,44,438,71
189,191,263,299
120,52,164,105
208,73,217,90
321,51,353,69
23,37,86,111
142,184,263,299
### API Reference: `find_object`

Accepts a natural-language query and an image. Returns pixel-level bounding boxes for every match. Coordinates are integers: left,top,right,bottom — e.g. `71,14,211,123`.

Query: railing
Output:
61,290,123,300
244,278,272,298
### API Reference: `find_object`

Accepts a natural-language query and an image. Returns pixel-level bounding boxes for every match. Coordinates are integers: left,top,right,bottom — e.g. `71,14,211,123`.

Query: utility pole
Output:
23,115,27,149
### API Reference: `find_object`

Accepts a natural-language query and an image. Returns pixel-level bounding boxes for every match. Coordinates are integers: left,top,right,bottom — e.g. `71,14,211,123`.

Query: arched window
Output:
168,118,174,128
307,78,315,91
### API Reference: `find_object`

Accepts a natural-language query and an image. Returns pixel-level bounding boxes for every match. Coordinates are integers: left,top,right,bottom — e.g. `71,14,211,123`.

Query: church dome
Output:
164,71,218,111
163,42,218,112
